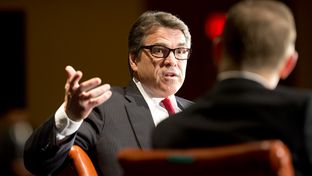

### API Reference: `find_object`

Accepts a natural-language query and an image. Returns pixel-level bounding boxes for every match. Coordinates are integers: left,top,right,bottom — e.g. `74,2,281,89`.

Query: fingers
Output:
79,77,102,93
65,66,75,90
63,65,112,120
79,83,112,102
68,83,111,120
65,65,76,78
70,71,83,90
65,65,83,91
83,84,112,107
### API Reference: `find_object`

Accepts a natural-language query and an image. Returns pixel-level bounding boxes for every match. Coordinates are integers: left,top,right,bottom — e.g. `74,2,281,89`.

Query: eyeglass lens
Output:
144,45,190,60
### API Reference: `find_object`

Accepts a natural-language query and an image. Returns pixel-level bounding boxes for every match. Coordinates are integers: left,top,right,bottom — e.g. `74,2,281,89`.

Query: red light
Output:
205,12,226,40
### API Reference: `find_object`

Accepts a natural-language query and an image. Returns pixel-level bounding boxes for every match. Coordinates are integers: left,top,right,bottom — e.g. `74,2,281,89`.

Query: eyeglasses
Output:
140,45,191,60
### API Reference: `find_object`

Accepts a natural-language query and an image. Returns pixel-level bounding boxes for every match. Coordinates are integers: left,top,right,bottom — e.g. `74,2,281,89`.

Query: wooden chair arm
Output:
68,145,98,176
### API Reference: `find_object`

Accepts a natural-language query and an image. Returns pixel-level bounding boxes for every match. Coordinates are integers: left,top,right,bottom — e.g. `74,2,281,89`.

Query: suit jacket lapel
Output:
123,80,192,148
124,81,155,149
176,96,193,110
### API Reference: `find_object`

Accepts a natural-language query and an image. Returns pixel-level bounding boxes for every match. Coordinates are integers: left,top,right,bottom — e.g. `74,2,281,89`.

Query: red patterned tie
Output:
161,98,176,115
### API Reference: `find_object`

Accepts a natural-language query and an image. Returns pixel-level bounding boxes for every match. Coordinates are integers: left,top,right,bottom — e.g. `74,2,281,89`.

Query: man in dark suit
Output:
152,1,312,175
24,11,193,176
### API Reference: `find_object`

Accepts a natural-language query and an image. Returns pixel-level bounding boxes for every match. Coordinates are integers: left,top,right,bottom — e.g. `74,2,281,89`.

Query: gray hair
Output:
128,11,191,57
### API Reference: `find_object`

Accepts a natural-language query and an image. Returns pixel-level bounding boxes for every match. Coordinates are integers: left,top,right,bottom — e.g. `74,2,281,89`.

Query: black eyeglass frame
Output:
140,45,191,60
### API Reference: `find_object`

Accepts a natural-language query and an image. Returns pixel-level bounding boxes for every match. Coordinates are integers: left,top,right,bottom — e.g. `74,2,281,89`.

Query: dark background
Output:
0,10,25,115
0,0,311,125
146,0,304,100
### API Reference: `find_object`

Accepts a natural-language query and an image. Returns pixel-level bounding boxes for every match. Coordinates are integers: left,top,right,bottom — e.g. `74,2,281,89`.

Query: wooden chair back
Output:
118,140,294,176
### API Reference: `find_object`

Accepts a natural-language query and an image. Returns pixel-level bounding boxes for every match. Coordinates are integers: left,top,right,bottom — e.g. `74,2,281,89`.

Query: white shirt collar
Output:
133,78,180,125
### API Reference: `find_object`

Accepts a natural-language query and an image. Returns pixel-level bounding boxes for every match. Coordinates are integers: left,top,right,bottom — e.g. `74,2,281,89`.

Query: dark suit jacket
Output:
24,80,192,176
152,78,312,176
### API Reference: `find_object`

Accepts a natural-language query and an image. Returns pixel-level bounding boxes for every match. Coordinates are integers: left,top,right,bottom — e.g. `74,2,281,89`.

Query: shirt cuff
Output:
55,103,83,140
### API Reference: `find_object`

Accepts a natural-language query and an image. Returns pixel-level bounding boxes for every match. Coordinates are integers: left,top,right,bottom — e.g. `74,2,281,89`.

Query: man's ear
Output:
279,51,298,79
129,53,138,71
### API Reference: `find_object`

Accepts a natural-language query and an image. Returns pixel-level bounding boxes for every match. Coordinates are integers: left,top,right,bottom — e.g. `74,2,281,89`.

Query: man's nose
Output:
164,51,177,64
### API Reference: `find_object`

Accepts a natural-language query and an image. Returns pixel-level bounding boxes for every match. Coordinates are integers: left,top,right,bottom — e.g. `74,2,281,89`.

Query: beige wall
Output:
4,0,311,127
0,1,144,126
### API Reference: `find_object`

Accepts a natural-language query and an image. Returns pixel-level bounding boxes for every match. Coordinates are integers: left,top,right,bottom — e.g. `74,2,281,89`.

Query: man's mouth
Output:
163,71,178,78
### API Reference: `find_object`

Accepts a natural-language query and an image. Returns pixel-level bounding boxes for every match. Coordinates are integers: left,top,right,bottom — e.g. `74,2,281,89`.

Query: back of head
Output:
221,0,296,72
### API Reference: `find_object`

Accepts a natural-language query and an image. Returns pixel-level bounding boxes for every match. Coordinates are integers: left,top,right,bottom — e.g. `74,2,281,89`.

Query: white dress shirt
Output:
133,78,181,125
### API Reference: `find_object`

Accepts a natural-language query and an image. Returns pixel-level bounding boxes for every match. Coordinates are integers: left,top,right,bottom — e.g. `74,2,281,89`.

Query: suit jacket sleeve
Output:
23,116,75,175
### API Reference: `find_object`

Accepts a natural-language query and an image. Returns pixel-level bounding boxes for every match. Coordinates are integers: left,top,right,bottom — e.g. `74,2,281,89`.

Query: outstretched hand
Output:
64,65,112,121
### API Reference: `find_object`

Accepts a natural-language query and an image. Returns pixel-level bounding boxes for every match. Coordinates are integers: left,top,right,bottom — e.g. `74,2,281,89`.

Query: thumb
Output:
65,65,76,80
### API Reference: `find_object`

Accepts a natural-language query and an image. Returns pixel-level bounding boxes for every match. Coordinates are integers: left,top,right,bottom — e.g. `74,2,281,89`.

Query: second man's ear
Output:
279,51,298,80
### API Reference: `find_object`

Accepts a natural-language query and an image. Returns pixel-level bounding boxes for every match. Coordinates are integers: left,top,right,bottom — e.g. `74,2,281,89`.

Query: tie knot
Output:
161,98,175,115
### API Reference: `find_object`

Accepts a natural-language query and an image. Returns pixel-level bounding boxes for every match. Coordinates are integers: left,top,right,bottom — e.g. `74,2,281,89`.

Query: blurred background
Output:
0,1,311,174
0,0,311,175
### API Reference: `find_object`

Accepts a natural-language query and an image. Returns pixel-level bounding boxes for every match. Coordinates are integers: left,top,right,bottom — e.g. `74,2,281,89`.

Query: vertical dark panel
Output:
0,10,25,115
